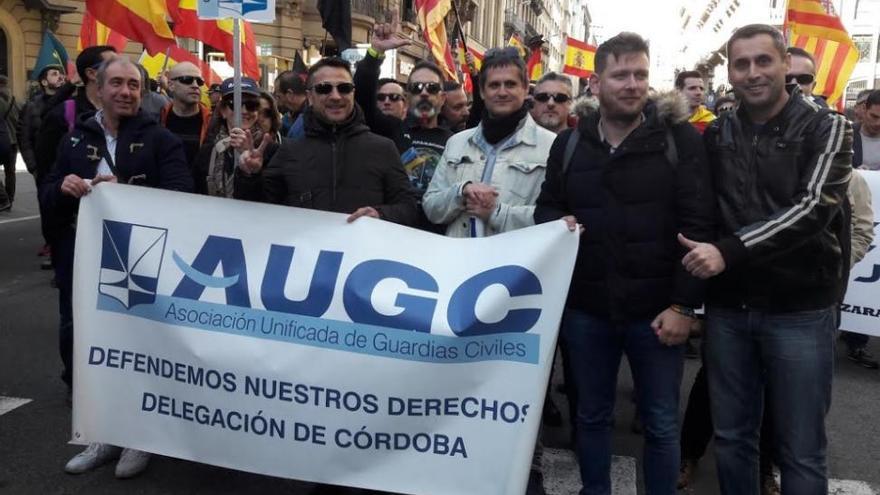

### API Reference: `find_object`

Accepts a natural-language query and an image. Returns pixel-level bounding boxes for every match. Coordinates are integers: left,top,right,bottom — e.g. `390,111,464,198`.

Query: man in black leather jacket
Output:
682,24,852,495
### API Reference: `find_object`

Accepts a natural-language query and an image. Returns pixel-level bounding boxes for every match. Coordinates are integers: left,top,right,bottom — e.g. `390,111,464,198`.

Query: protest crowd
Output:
3,3,880,495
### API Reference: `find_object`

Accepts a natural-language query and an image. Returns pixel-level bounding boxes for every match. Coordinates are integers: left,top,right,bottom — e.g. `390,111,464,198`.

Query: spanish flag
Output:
688,105,717,134
784,0,859,106
167,0,262,80
562,37,596,78
527,47,542,81
85,0,176,56
457,45,483,93
415,0,457,81
78,10,128,52
507,34,527,60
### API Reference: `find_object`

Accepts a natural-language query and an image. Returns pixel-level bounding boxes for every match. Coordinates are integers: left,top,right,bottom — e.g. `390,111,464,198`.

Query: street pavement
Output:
2,170,880,494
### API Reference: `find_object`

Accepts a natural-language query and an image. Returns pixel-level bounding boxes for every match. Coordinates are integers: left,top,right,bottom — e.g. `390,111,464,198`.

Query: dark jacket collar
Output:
303,103,370,138
77,110,156,138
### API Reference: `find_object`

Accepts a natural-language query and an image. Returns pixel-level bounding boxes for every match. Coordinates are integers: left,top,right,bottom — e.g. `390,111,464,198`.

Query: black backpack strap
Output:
561,128,580,177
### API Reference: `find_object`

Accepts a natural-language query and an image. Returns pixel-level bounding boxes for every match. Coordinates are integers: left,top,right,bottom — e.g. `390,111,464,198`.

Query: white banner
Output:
72,185,578,495
841,170,880,337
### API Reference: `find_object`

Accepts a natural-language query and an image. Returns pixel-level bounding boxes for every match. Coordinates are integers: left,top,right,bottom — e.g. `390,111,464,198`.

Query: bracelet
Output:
367,47,384,59
670,304,697,319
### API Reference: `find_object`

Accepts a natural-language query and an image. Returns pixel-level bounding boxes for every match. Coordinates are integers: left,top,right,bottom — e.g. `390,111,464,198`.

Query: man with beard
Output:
159,62,212,171
235,57,418,228
683,24,852,494
675,70,715,134
530,72,573,134
353,20,451,200
18,64,66,262
41,56,191,479
440,81,470,132
534,32,714,495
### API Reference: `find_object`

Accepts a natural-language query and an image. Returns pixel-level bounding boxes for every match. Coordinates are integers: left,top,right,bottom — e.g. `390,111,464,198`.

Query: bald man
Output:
159,62,212,169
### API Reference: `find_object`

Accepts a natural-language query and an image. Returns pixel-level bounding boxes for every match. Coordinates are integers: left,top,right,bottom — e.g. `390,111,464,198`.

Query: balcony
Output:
352,0,383,19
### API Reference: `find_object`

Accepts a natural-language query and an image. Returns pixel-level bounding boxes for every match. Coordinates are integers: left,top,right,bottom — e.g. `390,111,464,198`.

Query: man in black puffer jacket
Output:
534,32,715,495
235,57,418,228
681,25,852,495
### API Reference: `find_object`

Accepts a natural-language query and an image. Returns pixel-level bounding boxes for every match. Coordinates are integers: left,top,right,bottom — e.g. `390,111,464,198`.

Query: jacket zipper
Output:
331,125,338,203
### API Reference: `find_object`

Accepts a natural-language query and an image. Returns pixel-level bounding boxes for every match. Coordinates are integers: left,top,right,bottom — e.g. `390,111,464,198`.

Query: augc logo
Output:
99,220,168,309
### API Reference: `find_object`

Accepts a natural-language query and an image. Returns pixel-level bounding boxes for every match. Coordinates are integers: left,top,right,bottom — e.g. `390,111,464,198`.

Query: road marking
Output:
0,215,40,226
0,396,32,416
543,448,636,495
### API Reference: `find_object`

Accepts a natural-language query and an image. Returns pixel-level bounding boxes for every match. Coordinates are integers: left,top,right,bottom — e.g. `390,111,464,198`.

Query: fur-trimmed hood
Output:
571,90,691,125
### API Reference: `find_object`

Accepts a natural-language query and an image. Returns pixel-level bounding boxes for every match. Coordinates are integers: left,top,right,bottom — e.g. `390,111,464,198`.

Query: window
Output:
853,35,872,62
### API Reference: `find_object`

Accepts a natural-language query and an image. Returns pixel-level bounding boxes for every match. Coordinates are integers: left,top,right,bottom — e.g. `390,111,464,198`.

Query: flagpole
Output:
449,1,470,56
233,19,242,167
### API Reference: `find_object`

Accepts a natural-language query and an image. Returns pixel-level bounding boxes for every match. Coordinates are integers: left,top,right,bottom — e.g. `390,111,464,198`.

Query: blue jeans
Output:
705,306,835,495
562,309,683,495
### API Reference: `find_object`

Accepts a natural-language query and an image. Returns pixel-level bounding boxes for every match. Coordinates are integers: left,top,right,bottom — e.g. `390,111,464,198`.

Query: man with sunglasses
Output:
786,47,828,108
530,72,573,134
159,62,212,172
353,20,452,208
235,57,418,228
376,78,408,120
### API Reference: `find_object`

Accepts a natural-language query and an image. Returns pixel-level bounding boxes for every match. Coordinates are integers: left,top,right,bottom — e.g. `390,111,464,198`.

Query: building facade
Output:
0,0,595,99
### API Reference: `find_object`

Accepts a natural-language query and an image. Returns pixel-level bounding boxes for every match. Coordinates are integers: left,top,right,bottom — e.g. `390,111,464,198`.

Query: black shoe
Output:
0,201,11,212
41,258,53,270
847,347,879,369
542,396,563,427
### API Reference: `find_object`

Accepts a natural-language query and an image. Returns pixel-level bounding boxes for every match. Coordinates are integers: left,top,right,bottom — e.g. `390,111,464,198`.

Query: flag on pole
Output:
507,34,527,60
317,0,352,51
415,0,458,81
456,45,483,93
525,37,544,82
167,0,261,79
32,30,69,79
85,0,176,55
78,10,128,52
563,37,596,78
784,0,859,106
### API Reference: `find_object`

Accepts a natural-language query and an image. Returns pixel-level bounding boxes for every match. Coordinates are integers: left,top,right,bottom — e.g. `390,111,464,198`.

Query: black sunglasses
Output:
377,93,404,102
786,73,815,85
310,82,355,95
533,92,571,104
407,82,442,95
222,97,261,111
172,75,205,86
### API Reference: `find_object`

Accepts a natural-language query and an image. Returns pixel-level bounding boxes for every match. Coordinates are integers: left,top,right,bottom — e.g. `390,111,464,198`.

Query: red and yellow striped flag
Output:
85,0,176,56
507,34,527,60
784,0,859,105
562,37,596,78
166,0,262,80
456,45,483,93
78,10,128,52
415,0,457,81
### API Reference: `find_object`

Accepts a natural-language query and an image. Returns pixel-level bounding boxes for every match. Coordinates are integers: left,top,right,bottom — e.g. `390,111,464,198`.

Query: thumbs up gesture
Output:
679,233,726,279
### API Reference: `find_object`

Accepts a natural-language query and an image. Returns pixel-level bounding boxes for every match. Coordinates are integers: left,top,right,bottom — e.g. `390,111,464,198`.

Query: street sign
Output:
198,0,276,22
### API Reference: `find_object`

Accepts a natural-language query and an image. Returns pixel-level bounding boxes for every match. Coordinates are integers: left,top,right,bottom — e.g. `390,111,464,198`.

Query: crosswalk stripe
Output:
828,479,877,495
543,448,636,495
0,215,41,226
0,396,32,416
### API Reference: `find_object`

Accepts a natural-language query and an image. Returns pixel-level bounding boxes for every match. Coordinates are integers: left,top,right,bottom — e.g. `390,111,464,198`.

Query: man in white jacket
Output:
422,47,556,238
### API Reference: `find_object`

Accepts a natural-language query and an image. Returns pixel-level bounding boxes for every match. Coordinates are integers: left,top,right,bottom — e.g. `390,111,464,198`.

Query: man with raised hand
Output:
41,56,191,480
684,24,852,494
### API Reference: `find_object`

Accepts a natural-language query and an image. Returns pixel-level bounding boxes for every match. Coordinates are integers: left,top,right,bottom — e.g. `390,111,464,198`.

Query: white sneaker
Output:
64,443,122,474
115,448,151,479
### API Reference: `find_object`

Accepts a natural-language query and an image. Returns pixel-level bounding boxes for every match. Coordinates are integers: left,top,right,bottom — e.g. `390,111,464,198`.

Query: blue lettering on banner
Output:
97,294,539,364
